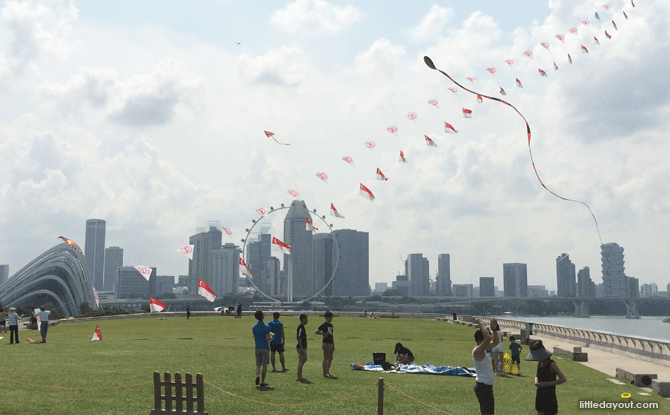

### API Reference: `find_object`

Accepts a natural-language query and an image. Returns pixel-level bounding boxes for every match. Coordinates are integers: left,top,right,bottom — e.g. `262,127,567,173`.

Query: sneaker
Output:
255,376,260,386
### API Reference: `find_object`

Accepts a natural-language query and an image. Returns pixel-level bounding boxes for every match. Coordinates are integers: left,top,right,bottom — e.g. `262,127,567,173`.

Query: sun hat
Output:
528,340,552,361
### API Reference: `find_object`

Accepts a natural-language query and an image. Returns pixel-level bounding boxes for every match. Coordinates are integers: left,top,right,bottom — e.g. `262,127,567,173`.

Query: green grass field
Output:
1,315,667,414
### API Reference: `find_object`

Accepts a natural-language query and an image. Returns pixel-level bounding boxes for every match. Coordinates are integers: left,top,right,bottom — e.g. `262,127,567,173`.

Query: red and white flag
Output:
375,168,388,181
386,126,398,135
581,45,589,54
462,108,472,118
239,257,253,276
149,298,167,312
425,135,437,147
135,266,152,281
272,237,291,255
406,112,418,123
500,87,507,96
605,30,612,40
553,62,559,71
476,94,483,104
427,99,439,108
448,87,458,93
359,183,375,201
516,78,524,88
255,207,267,215
288,189,299,198
198,279,216,302
330,203,344,218
594,36,600,45
612,20,617,31
556,34,565,43
538,68,548,77
569,27,578,34
177,244,194,260
523,50,533,59
541,42,550,50
91,325,102,342
504,59,514,67
364,141,376,152
603,4,612,10
399,150,406,162
466,77,476,83
568,54,573,65
93,287,99,308
342,156,355,167
486,67,496,75
444,122,458,134
582,20,590,26
316,172,329,184
222,226,232,236
306,217,318,232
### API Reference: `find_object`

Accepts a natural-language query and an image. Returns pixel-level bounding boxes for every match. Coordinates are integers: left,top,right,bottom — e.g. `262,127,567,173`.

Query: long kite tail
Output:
423,56,604,247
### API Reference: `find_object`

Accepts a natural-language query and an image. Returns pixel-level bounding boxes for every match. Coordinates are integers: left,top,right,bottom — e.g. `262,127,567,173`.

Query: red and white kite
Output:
264,131,290,146
359,183,375,201
177,244,194,260
486,67,496,75
603,4,612,10
612,20,617,31
330,203,344,218
386,126,398,135
406,112,418,123
444,122,458,134
272,236,291,255
466,77,476,83
582,20,590,26
448,87,458,93
476,94,483,104
594,36,600,45
568,54,573,65
316,172,329,184
91,325,102,342
605,30,612,39
538,68,548,77
239,257,252,276
516,78,524,88
342,156,355,167
399,150,406,162
222,226,232,236
306,217,318,232
425,135,437,147
541,42,550,50
150,298,167,312
198,279,216,302
504,59,514,67
556,34,565,42
500,87,507,96
256,207,267,215
523,50,533,59
462,108,472,118
553,62,559,71
581,45,589,54
623,11,628,19
569,27,578,34
288,189,299,198
375,168,388,181
364,141,376,152
93,287,99,308
135,266,152,281
427,99,439,108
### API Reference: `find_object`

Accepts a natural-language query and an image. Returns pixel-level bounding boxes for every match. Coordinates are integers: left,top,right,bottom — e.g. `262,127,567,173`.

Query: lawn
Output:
1,315,667,414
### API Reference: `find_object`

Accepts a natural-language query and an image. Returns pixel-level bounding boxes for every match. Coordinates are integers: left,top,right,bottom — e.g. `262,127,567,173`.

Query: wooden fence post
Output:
378,377,384,415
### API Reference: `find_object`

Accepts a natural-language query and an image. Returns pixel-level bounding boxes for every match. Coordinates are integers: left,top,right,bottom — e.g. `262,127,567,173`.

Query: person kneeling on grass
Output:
252,310,275,387
530,340,566,415
394,343,414,364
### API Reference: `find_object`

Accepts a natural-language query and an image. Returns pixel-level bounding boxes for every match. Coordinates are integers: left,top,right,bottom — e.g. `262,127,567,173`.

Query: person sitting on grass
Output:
509,335,523,375
472,318,499,415
394,342,414,364
530,340,566,415
252,310,275,388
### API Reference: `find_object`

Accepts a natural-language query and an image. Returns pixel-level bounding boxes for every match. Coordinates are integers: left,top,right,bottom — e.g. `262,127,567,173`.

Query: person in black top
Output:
394,342,415,364
296,314,308,382
529,340,566,415
315,310,336,378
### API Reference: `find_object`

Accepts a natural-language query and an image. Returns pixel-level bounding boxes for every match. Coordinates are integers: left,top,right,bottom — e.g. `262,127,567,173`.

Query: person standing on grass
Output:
268,312,288,372
296,314,308,382
315,311,335,378
509,335,523,375
252,310,275,387
186,305,190,320
8,307,20,344
530,340,566,415
0,308,6,333
33,306,51,343
472,318,499,415
490,320,504,375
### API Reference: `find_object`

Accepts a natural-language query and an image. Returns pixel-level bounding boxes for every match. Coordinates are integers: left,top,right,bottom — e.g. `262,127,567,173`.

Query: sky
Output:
1,0,668,294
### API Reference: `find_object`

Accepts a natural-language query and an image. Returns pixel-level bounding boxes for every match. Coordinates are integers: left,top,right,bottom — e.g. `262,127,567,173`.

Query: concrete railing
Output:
469,316,670,368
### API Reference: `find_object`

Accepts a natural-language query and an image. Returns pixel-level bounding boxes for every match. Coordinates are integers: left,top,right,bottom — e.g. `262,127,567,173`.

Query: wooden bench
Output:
150,371,207,415
553,346,588,362
616,367,657,387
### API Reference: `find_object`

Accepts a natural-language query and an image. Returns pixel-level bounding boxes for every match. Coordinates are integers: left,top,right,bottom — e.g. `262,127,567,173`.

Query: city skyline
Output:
1,1,668,293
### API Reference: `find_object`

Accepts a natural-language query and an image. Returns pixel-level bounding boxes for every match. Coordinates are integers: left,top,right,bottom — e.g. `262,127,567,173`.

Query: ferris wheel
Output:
241,202,339,303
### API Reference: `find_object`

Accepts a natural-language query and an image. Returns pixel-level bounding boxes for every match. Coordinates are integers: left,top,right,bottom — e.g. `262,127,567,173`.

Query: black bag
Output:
373,353,386,365
381,362,392,370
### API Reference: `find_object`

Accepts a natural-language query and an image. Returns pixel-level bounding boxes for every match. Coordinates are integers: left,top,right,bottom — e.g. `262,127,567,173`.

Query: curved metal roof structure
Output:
0,243,97,316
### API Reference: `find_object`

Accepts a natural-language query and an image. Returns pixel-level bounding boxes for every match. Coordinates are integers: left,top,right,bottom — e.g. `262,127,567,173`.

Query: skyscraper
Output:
577,266,596,298
116,266,154,298
331,229,369,297
601,243,628,297
103,246,123,291
406,254,429,297
627,277,639,298
312,233,335,296
436,254,452,296
556,253,577,297
503,263,527,297
479,277,495,297
0,264,8,287
283,200,313,299
85,219,106,290
188,225,222,298
247,233,271,293
211,243,240,296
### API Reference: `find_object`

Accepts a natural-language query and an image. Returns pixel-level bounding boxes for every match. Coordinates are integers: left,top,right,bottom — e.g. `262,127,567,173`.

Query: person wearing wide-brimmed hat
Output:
8,307,20,344
529,340,566,415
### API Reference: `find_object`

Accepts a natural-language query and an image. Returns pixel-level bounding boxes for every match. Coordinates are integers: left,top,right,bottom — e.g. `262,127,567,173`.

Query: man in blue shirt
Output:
33,307,51,344
268,312,288,372
252,310,275,387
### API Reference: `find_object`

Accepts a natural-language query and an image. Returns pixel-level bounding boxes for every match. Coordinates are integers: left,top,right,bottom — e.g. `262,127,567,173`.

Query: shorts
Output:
255,349,269,366
474,382,494,414
322,343,334,360
511,355,520,364
271,343,285,353
491,343,503,353
407,355,415,363
297,348,307,363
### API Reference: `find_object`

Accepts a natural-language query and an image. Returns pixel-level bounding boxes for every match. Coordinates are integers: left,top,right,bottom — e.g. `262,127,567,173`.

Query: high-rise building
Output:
640,283,658,298
436,254,452,296
577,266,596,298
479,277,495,297
503,263,527,297
155,275,175,296
331,229,370,296
85,219,106,290
312,233,335,296
374,282,388,294
265,257,281,296
392,274,409,296
527,285,548,297
602,243,628,297
188,225,222,298
406,254,429,297
452,284,473,297
556,253,577,297
211,243,240,296
177,275,189,287
627,277,639,298
116,266,154,298
0,264,9,287
247,233,271,293
103,247,123,291
283,200,313,299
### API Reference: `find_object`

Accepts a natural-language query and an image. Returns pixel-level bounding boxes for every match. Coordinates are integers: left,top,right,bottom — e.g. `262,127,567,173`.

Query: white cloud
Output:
409,5,454,41
354,38,406,77
237,47,310,86
271,0,362,35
